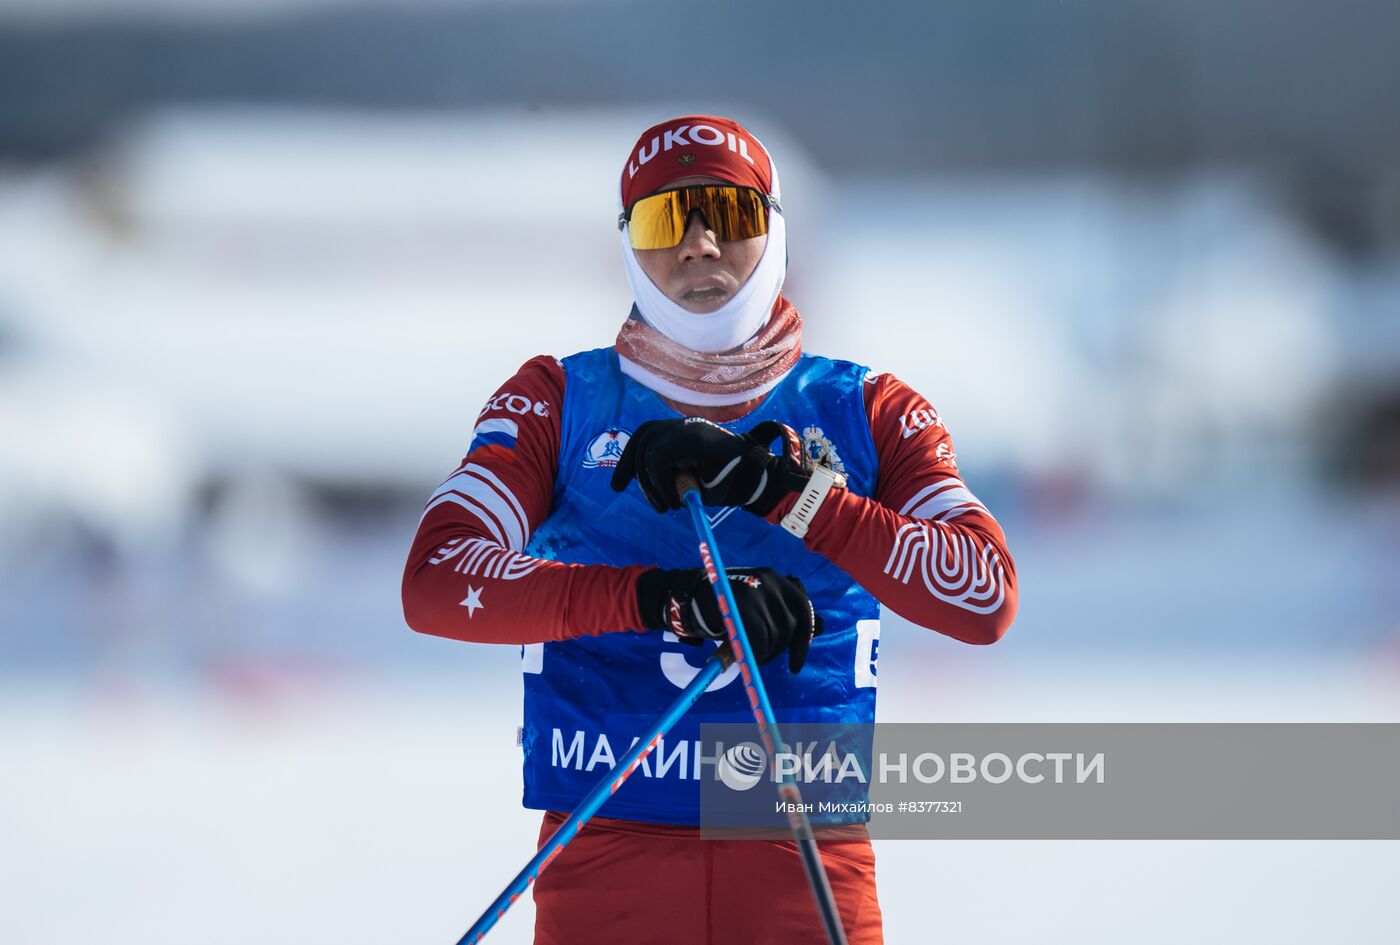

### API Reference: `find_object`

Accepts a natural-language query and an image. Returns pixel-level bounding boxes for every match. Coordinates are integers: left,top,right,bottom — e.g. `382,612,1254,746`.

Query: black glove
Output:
635,567,824,673
610,417,810,515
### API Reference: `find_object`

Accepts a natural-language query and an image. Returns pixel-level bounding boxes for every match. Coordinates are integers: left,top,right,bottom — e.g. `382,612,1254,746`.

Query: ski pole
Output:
454,649,730,945
677,472,850,945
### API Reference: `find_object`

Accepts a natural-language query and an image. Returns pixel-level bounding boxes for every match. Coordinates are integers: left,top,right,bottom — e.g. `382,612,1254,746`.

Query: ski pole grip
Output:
676,471,701,500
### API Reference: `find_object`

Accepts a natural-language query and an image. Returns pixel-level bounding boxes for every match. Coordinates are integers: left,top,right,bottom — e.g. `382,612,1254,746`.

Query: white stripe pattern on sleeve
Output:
428,537,544,581
897,477,986,522
420,463,529,551
882,521,1006,614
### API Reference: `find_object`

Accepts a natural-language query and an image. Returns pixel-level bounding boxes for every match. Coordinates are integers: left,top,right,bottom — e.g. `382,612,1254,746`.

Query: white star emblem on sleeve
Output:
460,585,485,618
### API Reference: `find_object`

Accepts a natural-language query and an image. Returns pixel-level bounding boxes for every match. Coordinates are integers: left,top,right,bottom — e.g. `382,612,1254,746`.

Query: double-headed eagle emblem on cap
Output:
677,153,696,166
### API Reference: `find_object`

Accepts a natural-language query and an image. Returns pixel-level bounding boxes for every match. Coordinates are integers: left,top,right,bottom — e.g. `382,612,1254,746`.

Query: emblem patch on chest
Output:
801,425,846,474
582,428,631,469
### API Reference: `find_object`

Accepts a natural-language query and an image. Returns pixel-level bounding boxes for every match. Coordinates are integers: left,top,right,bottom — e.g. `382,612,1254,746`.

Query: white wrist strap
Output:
780,465,846,539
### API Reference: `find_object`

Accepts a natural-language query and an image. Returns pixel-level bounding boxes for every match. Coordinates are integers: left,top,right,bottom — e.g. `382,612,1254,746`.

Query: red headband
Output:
620,115,773,211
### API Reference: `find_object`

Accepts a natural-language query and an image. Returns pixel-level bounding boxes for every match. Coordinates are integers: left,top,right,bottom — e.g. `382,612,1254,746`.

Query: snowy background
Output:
3,2,1399,943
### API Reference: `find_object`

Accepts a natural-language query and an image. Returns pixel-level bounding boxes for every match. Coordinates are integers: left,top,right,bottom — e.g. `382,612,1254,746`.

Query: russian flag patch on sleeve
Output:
468,417,519,462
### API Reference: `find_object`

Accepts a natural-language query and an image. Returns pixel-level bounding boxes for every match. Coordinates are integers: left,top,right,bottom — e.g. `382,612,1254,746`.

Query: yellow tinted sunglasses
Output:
619,185,780,250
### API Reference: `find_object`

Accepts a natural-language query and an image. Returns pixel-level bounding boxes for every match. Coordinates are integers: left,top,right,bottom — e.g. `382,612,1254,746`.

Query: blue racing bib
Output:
520,347,881,824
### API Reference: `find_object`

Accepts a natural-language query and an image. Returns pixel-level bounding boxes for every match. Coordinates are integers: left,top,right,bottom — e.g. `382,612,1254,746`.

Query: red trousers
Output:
532,810,883,944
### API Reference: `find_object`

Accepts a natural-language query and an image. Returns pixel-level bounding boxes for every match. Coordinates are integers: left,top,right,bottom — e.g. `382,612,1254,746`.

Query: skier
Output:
402,114,1017,944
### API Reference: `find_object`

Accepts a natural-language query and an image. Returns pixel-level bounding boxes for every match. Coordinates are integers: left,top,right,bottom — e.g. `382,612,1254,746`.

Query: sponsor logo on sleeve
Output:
898,407,944,439
479,392,551,419
934,442,957,469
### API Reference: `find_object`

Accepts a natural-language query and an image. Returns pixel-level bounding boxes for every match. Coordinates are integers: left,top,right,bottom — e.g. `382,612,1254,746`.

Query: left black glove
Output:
610,417,809,515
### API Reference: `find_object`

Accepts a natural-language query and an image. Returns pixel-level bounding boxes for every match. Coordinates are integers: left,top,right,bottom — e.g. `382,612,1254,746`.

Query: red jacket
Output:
403,355,1017,646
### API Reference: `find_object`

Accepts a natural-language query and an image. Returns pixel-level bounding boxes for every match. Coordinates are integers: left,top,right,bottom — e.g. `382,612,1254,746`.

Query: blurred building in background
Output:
3,4,1399,945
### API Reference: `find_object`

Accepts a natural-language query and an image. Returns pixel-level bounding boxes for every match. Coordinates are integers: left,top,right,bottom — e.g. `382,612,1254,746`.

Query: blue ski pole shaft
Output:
455,653,728,945
677,473,850,945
